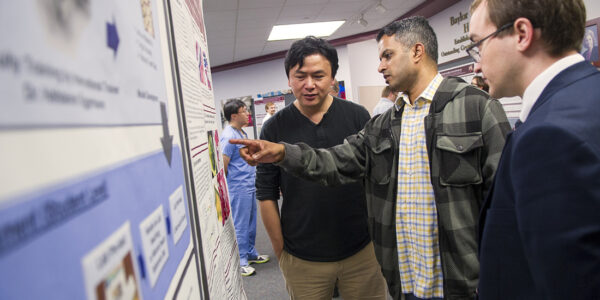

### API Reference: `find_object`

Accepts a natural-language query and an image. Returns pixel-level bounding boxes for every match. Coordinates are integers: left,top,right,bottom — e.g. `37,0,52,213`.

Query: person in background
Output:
471,75,489,92
257,36,388,300
220,99,269,277
468,0,600,298
232,17,510,300
261,102,276,126
372,85,398,115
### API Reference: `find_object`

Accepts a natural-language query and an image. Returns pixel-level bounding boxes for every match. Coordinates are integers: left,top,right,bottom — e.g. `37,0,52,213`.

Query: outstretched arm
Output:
230,139,285,166
233,132,368,187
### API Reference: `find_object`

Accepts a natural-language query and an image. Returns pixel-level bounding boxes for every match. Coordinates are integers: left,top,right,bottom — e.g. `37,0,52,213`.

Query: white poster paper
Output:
139,205,169,287
169,185,187,245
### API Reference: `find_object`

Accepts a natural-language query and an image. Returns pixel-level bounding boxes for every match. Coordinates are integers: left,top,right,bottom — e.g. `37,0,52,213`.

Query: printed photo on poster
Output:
140,0,155,37
95,253,140,300
196,42,212,90
207,131,217,177
206,130,230,226
82,222,142,300
216,170,231,226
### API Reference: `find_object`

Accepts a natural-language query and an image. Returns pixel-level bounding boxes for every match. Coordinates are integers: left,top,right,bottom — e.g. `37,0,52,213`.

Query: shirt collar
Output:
519,54,584,122
395,73,443,110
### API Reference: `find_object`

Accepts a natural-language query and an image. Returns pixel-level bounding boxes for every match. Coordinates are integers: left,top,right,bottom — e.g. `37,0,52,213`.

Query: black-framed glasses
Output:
466,22,514,62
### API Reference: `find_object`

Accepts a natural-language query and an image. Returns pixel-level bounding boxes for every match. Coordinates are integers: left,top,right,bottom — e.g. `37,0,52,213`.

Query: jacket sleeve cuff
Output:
275,142,301,169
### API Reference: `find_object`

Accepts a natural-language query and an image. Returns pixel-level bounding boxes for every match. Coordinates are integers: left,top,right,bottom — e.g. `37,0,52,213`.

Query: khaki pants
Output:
279,242,388,300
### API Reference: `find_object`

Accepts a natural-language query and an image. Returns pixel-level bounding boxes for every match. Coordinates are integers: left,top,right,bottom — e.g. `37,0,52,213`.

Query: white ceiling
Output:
202,0,428,67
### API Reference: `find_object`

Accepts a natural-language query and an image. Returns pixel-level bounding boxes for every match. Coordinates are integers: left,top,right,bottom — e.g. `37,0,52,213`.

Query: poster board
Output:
0,0,245,299
164,0,247,298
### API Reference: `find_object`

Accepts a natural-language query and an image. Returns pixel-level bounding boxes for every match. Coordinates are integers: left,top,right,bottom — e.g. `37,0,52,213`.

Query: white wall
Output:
586,0,600,20
335,45,354,101
347,39,386,104
212,58,288,102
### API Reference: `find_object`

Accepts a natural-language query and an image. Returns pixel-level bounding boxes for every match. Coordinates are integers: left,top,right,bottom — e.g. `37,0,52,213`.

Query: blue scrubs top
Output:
220,125,256,191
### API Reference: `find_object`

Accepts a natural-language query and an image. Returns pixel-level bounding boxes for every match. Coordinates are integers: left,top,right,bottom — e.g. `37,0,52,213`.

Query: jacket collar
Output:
529,61,598,117
391,76,470,121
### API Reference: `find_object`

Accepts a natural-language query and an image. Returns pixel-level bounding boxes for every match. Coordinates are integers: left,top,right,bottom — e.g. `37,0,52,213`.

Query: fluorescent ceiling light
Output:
268,21,345,41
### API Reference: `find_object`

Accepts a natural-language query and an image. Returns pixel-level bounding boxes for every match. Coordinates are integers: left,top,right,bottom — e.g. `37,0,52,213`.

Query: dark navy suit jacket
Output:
478,61,600,299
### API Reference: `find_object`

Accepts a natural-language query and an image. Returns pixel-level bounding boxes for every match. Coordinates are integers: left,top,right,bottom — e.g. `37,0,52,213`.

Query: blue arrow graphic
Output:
106,19,119,57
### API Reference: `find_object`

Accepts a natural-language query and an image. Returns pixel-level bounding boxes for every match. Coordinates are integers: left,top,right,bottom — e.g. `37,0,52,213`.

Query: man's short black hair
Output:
223,99,246,122
376,16,439,63
284,36,339,78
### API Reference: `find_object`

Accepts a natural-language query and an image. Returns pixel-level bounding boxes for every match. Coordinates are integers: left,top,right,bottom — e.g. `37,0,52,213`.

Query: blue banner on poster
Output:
0,147,192,299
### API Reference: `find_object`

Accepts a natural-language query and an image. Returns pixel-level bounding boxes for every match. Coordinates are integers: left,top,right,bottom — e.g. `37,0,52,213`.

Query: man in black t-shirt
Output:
257,36,388,299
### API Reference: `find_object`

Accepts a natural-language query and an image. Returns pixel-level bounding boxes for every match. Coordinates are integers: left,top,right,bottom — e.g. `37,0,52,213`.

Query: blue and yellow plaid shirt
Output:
395,73,444,299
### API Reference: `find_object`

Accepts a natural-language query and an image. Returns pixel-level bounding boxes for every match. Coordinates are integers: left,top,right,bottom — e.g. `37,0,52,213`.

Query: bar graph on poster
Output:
0,0,245,299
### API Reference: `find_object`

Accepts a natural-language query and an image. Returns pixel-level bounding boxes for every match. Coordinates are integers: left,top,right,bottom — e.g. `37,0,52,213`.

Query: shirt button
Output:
457,145,463,151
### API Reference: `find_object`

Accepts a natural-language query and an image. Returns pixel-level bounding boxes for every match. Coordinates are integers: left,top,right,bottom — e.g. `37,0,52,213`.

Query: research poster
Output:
0,0,206,299
166,0,247,298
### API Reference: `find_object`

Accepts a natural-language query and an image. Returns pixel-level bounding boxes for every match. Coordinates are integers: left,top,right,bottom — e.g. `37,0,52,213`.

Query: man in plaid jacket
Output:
233,17,510,300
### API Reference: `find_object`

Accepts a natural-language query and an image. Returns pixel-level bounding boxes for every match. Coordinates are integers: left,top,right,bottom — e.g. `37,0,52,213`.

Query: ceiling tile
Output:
208,46,235,66
236,34,270,44
237,7,280,22
236,19,276,30
329,0,372,2
204,10,237,32
262,40,295,53
238,0,285,9
284,0,329,5
319,2,364,19
234,45,266,61
203,0,238,12
278,5,323,19
206,28,236,41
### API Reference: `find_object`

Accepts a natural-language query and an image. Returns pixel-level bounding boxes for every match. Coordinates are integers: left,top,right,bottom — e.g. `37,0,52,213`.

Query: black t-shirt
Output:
257,97,371,261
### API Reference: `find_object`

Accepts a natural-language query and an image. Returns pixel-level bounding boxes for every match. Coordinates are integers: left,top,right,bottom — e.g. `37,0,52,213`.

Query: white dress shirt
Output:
519,54,584,122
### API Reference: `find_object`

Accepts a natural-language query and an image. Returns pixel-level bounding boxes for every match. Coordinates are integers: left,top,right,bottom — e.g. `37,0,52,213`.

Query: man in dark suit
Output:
468,0,600,299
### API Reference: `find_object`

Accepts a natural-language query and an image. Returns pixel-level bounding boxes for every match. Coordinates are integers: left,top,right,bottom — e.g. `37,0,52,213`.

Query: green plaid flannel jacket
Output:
278,77,511,300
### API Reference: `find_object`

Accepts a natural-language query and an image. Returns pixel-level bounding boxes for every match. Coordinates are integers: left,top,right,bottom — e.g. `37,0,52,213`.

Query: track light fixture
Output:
357,14,368,27
374,1,387,14
353,1,388,27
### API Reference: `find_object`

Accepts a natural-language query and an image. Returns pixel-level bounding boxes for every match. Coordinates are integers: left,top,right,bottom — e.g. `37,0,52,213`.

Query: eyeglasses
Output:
466,22,513,63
